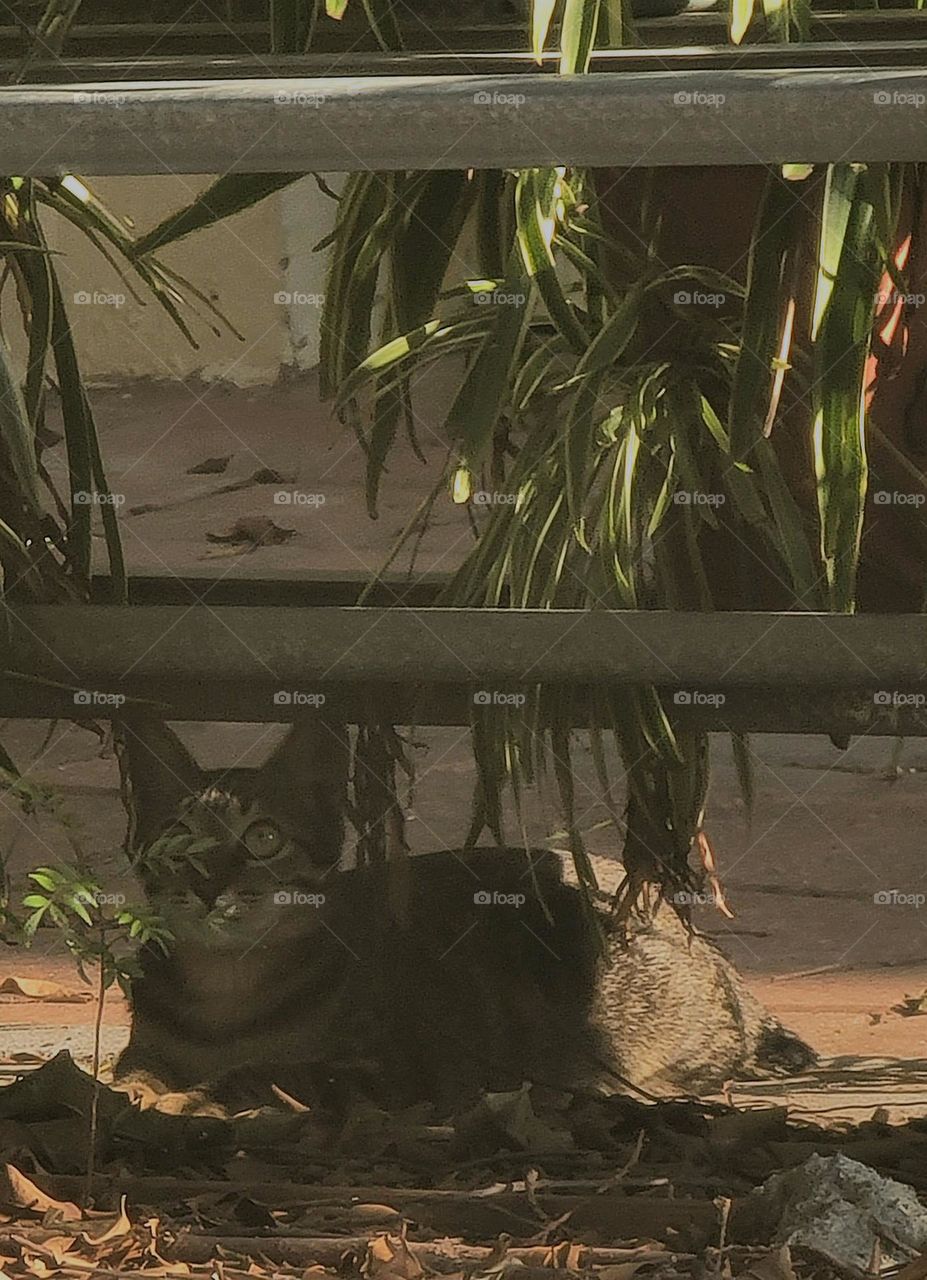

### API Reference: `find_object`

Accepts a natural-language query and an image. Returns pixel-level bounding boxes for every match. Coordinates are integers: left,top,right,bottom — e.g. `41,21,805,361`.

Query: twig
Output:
713,1197,732,1273
168,1234,694,1271
82,947,106,1210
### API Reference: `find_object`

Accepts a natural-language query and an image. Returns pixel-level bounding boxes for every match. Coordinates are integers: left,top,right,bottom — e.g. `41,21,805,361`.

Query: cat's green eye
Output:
242,818,283,859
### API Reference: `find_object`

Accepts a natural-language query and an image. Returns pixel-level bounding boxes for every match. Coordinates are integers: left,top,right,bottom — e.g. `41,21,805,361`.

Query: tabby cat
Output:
115,716,815,1112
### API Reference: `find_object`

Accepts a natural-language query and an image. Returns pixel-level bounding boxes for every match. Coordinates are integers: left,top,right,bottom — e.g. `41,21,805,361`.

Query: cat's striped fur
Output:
115,717,815,1112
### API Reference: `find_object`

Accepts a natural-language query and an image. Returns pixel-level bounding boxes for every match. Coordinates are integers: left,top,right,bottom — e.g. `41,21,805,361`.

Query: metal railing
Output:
5,604,927,734
5,67,927,173
4,57,927,730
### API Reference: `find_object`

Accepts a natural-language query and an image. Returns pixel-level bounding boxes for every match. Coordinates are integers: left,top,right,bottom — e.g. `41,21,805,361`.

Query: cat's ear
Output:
118,717,202,851
260,716,350,865
262,716,350,791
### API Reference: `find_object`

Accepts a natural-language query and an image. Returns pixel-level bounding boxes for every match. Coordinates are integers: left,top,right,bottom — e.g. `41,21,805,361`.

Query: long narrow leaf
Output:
516,169,589,355
447,258,535,475
0,335,42,517
560,0,601,73
132,174,304,258
730,173,804,460
730,0,756,43
532,0,560,61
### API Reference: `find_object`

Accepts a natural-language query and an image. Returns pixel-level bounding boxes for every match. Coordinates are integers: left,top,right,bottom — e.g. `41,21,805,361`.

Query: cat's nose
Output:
189,846,245,906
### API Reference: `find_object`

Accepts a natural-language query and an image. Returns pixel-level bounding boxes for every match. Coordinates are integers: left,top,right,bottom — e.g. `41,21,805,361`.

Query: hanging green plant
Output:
16,0,915,912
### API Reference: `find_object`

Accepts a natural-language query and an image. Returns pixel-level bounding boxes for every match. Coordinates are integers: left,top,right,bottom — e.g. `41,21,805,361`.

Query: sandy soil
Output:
3,379,927,1110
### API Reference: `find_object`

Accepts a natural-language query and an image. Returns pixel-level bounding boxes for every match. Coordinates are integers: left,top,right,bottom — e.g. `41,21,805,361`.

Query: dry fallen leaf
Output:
12,1236,75,1266
890,991,927,1018
0,1166,82,1221
457,1085,574,1155
0,977,91,1004
361,1231,424,1280
741,1246,798,1280
205,517,295,549
19,1251,52,1277
349,1205,403,1226
188,455,232,475
542,1243,584,1272
81,1196,132,1245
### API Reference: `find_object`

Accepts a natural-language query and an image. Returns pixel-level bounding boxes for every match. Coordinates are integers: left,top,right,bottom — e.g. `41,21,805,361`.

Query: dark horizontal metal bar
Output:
6,604,927,687
88,571,448,607
6,70,927,174
0,679,922,735
1,605,927,731
12,39,927,81
7,7,926,62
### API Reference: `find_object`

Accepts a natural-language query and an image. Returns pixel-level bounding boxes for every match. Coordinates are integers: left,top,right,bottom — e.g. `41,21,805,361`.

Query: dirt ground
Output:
3,379,927,1113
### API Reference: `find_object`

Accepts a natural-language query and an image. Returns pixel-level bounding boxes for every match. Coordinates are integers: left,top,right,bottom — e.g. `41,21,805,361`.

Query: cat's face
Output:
120,718,349,938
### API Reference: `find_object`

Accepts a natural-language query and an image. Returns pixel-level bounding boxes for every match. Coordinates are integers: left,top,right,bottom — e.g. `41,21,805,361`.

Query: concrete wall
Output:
39,173,336,386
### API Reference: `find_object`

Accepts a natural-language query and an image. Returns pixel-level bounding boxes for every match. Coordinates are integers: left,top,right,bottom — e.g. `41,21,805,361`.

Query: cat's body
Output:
119,845,606,1110
116,718,815,1112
